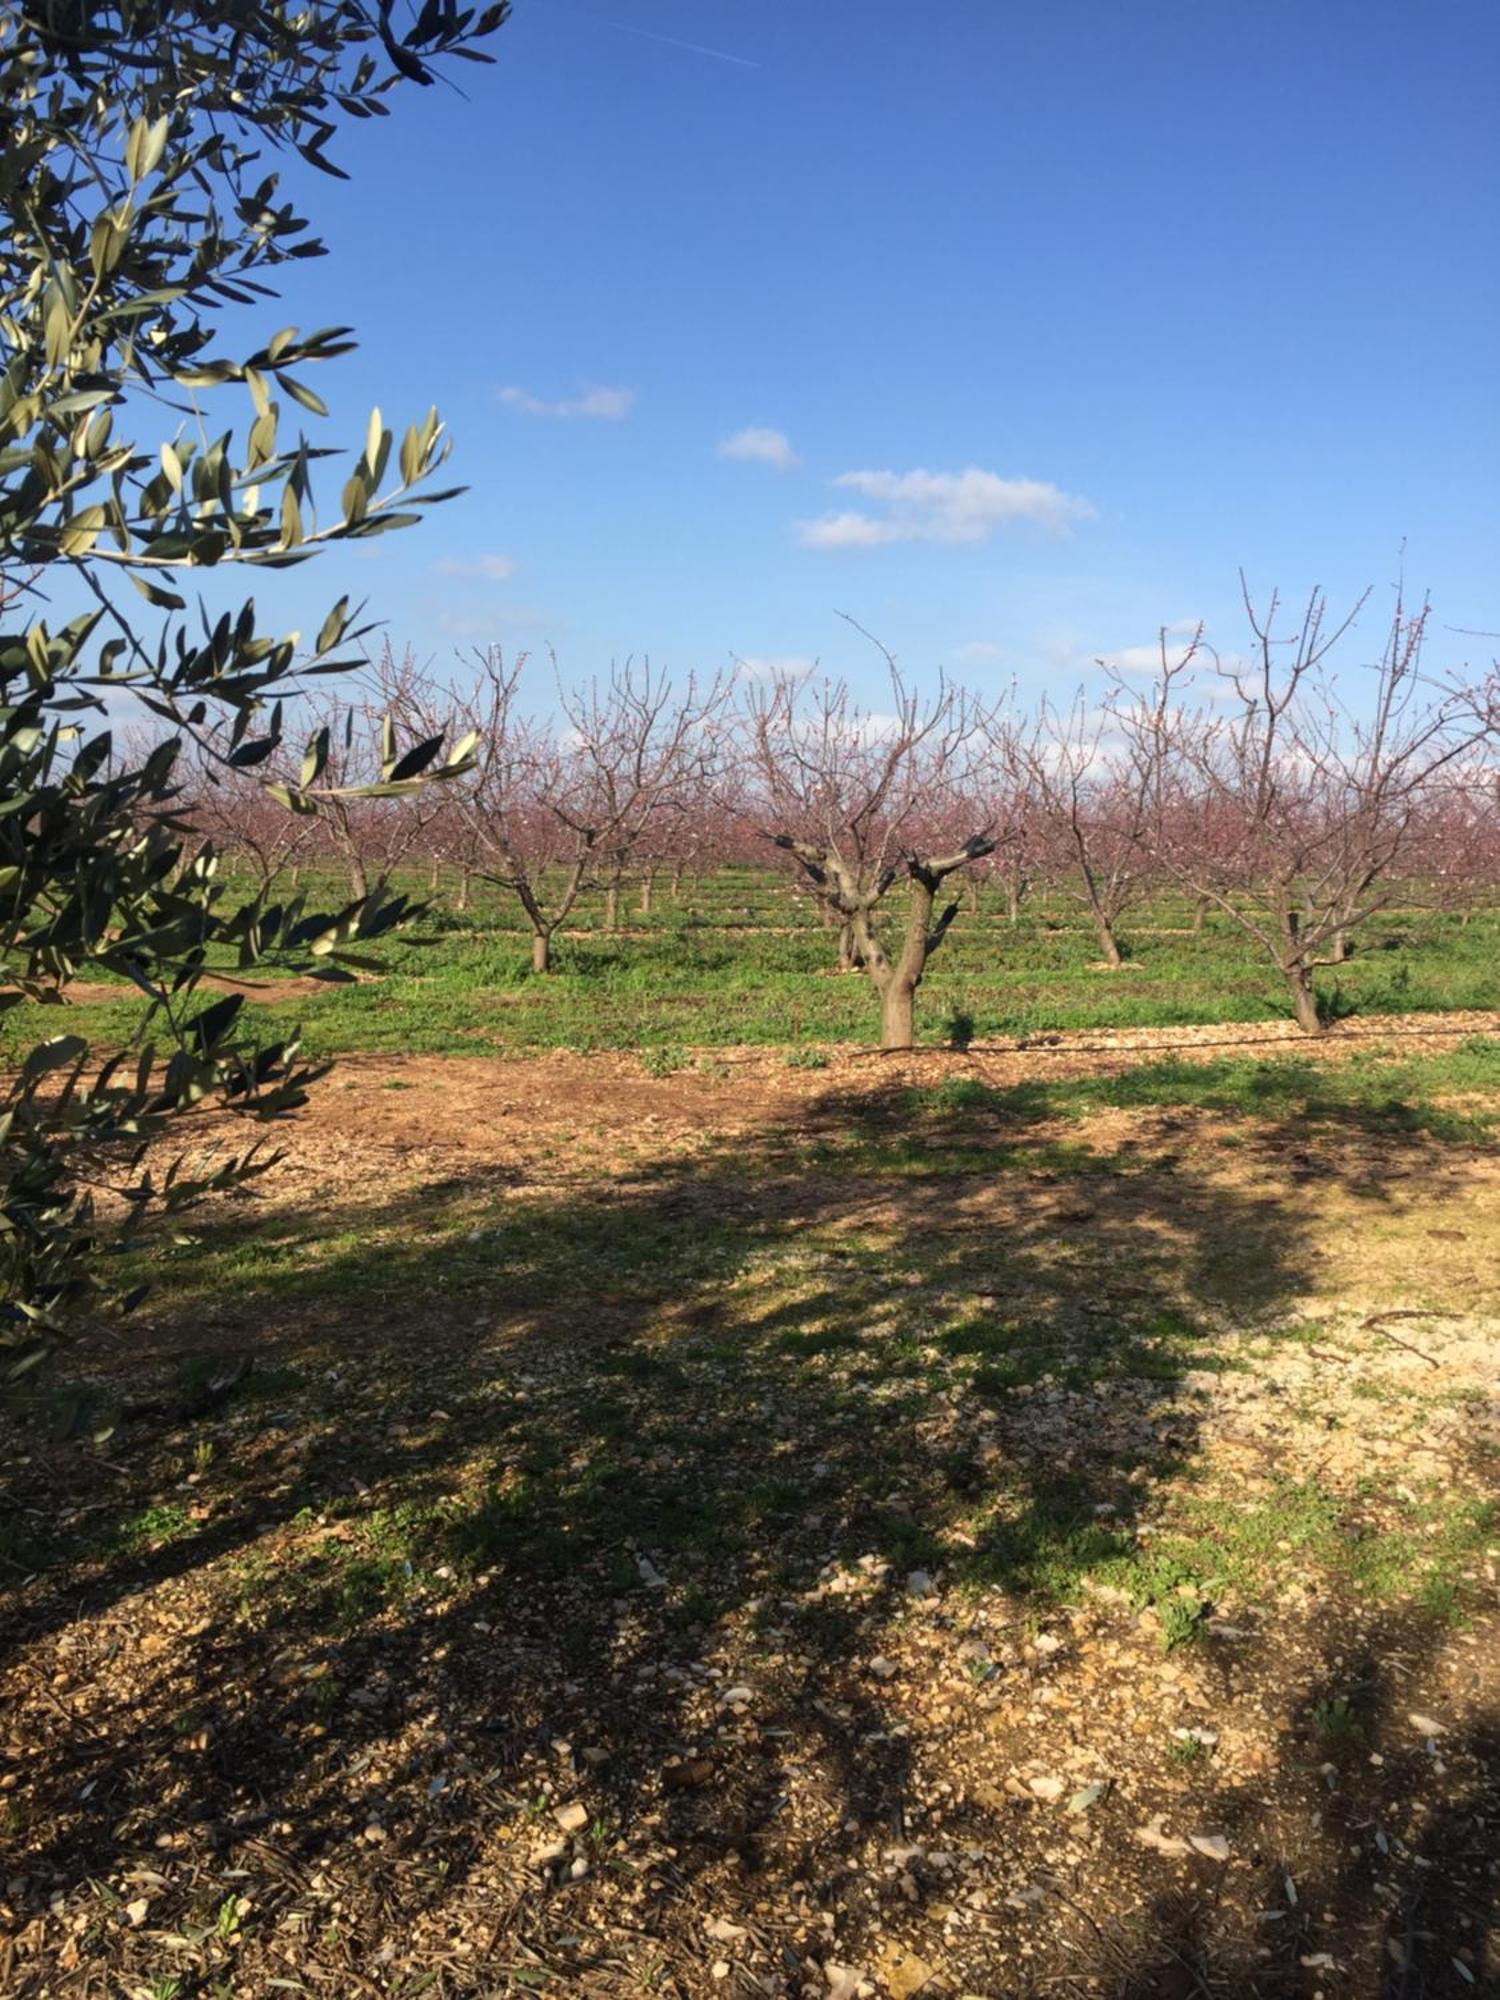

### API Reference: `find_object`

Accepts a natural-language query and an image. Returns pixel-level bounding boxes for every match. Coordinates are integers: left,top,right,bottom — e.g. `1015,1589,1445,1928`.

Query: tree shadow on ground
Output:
1045,1558,1498,1998
0,1069,1492,1995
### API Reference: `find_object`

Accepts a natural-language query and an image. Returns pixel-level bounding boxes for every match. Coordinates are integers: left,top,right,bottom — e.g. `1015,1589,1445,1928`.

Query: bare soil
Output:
2,1038,1497,1997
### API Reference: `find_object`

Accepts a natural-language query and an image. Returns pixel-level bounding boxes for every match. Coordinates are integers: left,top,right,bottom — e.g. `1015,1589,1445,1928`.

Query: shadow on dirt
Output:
1,1070,1493,1995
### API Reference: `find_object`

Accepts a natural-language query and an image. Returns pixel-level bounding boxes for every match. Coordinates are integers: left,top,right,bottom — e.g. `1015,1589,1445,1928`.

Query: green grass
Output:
1311,1694,1366,1743
900,1037,1500,1137
109,1501,195,1555
7,867,1497,1059
1084,1480,1496,1632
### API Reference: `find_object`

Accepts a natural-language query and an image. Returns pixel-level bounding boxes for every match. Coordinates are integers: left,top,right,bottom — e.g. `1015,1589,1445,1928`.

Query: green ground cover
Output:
11,867,1498,1058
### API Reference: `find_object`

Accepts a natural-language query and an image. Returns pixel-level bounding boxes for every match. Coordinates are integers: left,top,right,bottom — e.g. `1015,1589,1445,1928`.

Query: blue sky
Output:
265,0,1499,700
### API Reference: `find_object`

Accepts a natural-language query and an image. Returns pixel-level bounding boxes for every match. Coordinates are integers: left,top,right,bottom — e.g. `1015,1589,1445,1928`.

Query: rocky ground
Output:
2,1023,1497,1996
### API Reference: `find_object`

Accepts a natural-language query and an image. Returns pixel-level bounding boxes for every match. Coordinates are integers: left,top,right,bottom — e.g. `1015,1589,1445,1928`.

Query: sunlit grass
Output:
7,869,1497,1057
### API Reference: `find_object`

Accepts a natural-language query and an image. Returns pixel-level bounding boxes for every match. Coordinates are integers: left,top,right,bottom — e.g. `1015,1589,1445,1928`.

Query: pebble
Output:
874,1939,938,1998
1026,1774,1067,1802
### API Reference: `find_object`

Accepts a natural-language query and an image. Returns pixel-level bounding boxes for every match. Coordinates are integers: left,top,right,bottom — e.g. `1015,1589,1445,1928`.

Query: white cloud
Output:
796,509,903,551
432,553,519,581
438,605,548,639
1096,643,1172,676
733,654,818,682
497,384,636,421
953,641,1007,663
717,426,800,470
798,466,1094,550
1094,622,1208,677
854,711,903,745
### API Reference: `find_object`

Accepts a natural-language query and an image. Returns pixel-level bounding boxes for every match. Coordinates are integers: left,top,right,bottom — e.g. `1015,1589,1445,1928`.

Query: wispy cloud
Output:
432,553,519,581
1096,643,1171,675
952,641,1008,664
717,426,800,471
798,466,1095,550
797,510,901,551
1093,622,1205,676
854,711,903,745
732,653,818,683
497,384,636,421
438,606,549,639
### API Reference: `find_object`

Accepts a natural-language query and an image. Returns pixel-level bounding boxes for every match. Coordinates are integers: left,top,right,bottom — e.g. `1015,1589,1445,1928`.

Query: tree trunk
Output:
604,874,620,933
348,853,370,902
879,978,916,1050
639,870,654,915
1093,913,1125,967
837,920,861,972
1192,894,1210,935
1004,871,1026,925
457,867,472,912
429,855,441,891
670,860,684,901
1328,928,1352,964
1287,962,1324,1034
531,930,551,974
863,874,937,1051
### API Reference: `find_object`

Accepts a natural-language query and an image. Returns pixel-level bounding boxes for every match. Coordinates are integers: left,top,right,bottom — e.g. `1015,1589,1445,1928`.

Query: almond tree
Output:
177,726,319,896
747,661,994,1049
1403,767,1500,928
290,642,464,901
965,711,1038,924
1004,662,1187,966
400,652,727,971
1126,586,1483,1033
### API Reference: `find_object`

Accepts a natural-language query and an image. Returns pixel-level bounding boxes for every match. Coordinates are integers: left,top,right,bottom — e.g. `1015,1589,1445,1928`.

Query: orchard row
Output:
179,588,1499,1046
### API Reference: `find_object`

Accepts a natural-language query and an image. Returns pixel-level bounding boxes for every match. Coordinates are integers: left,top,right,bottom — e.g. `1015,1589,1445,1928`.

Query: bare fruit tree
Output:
747,656,994,1049
177,726,320,896
1003,655,1189,966
283,644,460,902
400,651,727,972
1124,584,1482,1033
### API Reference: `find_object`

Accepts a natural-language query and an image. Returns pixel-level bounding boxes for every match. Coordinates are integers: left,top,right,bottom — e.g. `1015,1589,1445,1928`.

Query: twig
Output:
1360,1314,1442,1367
